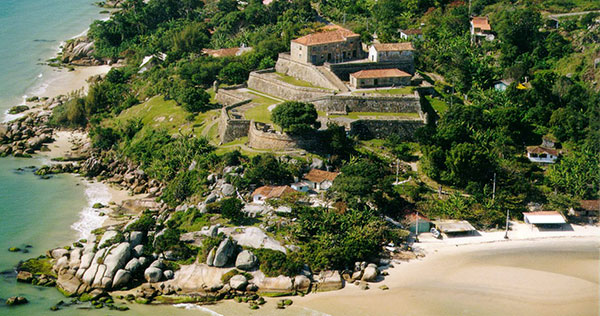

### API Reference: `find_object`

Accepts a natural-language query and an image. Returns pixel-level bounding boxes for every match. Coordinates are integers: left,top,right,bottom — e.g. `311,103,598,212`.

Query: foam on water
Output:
71,180,111,239
173,304,225,316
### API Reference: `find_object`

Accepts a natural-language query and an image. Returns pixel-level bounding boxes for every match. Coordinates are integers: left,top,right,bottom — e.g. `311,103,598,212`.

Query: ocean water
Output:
0,0,105,115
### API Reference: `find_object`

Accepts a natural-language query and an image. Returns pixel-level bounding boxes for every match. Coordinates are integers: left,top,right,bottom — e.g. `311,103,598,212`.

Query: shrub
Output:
221,269,253,283
161,170,205,207
252,248,303,277
271,101,319,134
125,212,155,232
220,198,245,224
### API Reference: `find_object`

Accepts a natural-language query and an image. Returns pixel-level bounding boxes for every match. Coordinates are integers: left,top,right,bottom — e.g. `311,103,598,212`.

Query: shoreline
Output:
291,235,599,316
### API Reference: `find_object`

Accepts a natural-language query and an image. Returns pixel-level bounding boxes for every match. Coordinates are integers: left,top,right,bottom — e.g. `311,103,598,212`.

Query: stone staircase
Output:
316,66,349,92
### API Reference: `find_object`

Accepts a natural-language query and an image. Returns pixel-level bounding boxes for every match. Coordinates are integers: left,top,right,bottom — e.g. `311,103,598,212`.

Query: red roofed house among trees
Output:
470,16,494,42
251,185,296,204
290,25,362,65
303,169,339,191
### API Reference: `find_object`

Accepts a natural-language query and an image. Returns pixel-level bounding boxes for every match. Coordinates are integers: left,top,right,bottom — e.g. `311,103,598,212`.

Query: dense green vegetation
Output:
44,0,600,275
271,101,320,134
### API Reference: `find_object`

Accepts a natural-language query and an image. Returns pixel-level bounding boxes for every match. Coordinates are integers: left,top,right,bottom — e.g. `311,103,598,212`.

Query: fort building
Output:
350,68,412,89
290,25,362,65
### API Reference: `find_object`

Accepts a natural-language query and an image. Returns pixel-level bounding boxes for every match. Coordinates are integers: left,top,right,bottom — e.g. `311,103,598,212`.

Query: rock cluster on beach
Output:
0,112,54,157
61,37,104,66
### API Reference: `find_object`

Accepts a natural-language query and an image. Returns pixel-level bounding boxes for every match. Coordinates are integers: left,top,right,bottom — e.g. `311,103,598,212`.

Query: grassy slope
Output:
243,92,280,124
275,72,326,89
108,95,218,138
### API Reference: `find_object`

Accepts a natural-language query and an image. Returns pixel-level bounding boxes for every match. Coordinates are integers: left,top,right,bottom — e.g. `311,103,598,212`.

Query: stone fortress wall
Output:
216,87,252,144
247,68,334,101
275,53,339,90
311,91,422,115
247,122,317,151
349,119,425,140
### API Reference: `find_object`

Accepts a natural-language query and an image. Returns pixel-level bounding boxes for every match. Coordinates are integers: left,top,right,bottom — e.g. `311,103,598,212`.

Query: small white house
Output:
526,146,559,163
291,182,310,192
368,43,414,63
399,29,423,40
251,185,295,204
523,211,566,229
303,169,339,191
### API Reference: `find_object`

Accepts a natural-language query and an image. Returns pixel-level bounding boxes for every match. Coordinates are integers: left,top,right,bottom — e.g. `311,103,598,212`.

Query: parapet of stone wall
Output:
349,119,425,140
216,86,252,107
311,92,422,114
327,59,415,80
218,107,251,144
275,54,340,91
247,70,334,101
247,121,316,150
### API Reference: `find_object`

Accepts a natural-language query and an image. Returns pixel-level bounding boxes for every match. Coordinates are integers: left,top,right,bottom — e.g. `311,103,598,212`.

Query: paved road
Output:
548,10,600,19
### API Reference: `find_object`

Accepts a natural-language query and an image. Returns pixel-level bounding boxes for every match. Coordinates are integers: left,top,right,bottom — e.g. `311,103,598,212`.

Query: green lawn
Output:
109,95,217,137
354,87,415,95
328,112,421,119
275,72,325,89
426,96,449,115
243,92,280,124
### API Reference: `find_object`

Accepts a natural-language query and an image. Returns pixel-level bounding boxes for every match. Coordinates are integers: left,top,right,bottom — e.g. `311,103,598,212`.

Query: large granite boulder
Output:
213,238,235,267
229,274,248,290
57,271,82,297
125,258,141,272
256,275,293,294
144,267,163,283
294,275,311,292
206,248,216,266
361,264,378,282
221,184,236,196
81,248,107,285
129,231,144,248
103,242,131,280
315,270,343,292
132,245,144,257
98,231,118,248
235,250,257,271
112,269,131,289
51,248,69,259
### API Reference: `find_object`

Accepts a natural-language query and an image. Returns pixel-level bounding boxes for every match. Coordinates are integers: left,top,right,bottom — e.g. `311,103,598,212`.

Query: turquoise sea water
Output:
0,0,104,112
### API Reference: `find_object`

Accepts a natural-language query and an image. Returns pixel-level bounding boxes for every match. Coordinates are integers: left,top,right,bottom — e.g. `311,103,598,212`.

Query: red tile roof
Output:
292,25,359,46
350,68,411,79
202,46,252,57
304,169,339,183
472,17,491,31
526,146,559,156
252,185,295,199
579,200,599,211
371,42,414,52
401,29,422,35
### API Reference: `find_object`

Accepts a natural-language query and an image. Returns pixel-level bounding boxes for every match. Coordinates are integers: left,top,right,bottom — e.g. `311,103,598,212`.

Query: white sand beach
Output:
292,230,600,316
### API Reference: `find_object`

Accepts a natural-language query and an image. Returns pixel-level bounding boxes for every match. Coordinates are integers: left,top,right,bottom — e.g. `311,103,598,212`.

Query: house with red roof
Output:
303,169,339,191
470,16,494,42
350,68,412,89
526,146,560,163
251,185,296,204
290,25,362,65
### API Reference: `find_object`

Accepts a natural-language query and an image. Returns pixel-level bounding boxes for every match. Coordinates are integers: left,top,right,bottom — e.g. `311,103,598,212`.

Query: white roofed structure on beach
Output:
432,220,477,236
523,211,566,225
